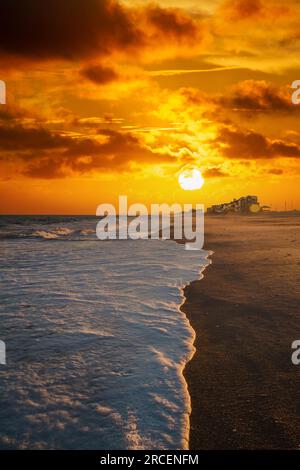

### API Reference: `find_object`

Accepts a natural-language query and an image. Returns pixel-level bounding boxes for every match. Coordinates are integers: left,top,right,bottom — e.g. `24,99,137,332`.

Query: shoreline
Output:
177,284,195,451
178,250,212,450
181,214,300,449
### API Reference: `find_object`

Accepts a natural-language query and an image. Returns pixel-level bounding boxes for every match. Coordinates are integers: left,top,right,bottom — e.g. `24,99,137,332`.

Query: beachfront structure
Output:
207,195,260,214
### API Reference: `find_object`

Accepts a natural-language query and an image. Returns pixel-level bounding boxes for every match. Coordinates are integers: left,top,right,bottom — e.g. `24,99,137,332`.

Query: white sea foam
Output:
0,219,209,450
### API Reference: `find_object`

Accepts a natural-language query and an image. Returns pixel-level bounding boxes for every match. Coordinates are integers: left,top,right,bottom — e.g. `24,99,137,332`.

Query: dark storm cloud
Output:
0,0,141,60
0,0,201,62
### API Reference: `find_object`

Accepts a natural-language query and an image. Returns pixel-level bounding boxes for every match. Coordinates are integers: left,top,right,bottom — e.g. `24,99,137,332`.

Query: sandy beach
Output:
182,213,300,449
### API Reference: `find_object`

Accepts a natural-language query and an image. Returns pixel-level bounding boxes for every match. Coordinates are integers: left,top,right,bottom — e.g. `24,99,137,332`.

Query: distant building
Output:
207,196,260,214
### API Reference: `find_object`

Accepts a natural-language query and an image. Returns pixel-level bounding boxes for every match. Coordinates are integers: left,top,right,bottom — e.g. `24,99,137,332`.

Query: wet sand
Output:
182,213,300,449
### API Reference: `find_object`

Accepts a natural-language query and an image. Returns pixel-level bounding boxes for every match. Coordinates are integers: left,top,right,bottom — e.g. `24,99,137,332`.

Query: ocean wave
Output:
0,236,209,449
31,228,74,239
0,216,210,449
0,225,97,241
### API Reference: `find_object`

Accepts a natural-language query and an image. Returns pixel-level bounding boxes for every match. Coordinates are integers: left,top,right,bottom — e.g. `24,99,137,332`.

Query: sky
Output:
0,0,300,214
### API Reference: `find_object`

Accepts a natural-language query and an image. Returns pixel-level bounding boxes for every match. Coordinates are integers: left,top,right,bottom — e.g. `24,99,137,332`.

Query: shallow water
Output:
0,216,209,449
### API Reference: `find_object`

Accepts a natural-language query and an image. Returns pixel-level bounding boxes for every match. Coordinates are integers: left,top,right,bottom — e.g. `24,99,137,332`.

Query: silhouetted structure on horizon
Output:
207,195,261,214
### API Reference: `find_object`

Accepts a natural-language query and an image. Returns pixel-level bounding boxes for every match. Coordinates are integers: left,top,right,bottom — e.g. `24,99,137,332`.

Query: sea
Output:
0,216,209,450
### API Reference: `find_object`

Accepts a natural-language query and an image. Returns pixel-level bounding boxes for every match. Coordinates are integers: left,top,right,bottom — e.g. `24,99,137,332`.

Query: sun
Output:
178,167,204,190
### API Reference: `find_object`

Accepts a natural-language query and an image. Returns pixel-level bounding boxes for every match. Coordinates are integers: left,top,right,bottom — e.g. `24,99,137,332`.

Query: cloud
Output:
0,121,174,178
0,0,204,64
219,0,291,22
0,124,72,151
0,105,25,122
80,64,119,85
182,80,295,116
0,0,298,76
145,5,198,40
0,0,141,61
216,126,300,159
211,0,300,72
221,0,264,20
267,168,284,175
203,167,229,177
219,80,294,113
22,157,67,179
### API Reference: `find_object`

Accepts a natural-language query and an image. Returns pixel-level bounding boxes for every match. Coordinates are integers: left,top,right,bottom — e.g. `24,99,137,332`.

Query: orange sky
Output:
1,0,300,214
